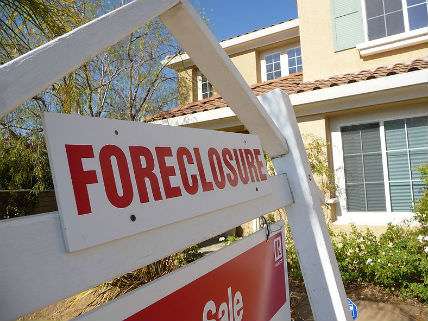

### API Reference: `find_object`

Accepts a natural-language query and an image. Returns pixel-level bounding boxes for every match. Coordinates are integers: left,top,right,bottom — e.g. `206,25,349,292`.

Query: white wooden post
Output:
258,89,352,321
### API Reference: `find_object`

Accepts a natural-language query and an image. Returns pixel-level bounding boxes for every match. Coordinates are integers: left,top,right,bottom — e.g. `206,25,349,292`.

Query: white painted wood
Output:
76,221,289,321
357,27,428,56
152,107,237,127
0,174,292,321
44,113,271,251
258,89,352,321
0,0,179,117
160,1,288,157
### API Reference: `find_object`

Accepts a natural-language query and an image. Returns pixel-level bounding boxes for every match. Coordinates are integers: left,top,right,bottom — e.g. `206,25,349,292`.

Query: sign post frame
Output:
0,1,352,320
258,89,352,321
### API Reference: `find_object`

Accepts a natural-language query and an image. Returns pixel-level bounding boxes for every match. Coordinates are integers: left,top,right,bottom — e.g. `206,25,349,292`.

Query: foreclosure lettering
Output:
65,144,267,215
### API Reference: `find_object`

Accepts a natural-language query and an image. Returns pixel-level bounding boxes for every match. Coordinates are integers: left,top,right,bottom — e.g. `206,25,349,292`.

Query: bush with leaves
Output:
415,165,428,231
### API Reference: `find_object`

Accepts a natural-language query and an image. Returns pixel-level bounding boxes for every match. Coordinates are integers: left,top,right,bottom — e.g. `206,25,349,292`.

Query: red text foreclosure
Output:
65,144,267,215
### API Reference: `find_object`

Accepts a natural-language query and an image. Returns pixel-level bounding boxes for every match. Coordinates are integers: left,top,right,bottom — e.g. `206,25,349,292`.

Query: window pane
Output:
407,0,426,6
364,154,384,182
390,182,412,211
386,11,405,36
362,124,382,153
384,0,403,13
366,183,387,211
274,62,281,71
387,151,410,181
202,83,207,92
289,67,297,74
342,126,362,154
344,155,364,183
410,149,428,180
407,116,428,148
267,73,274,80
408,4,428,31
365,0,384,18
274,71,282,78
266,55,273,64
296,65,303,72
385,119,406,150
368,16,387,40
346,184,366,211
266,64,273,73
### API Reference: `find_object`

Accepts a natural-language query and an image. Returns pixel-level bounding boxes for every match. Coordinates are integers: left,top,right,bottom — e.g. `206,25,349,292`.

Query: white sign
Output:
44,113,270,251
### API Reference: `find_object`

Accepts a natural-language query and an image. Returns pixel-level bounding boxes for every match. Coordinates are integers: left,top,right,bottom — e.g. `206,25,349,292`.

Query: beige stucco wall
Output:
297,115,327,142
297,0,428,82
230,50,258,85
177,67,197,105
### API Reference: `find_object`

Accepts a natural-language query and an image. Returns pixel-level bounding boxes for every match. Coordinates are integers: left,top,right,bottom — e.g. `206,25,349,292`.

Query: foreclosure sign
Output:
79,228,290,321
44,113,271,251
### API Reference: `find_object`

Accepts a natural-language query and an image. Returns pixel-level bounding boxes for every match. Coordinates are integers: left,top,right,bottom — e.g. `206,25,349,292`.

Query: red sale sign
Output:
127,233,286,321
79,227,291,321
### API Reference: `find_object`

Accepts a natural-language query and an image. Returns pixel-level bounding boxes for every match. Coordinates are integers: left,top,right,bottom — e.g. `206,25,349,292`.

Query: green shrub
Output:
285,224,428,302
415,164,428,231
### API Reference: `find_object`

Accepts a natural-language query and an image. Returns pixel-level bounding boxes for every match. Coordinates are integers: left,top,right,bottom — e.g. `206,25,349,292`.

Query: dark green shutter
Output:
331,0,365,51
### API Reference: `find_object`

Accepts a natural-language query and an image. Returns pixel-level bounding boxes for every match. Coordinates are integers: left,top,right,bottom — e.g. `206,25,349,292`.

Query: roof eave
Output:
165,19,300,70
151,69,428,126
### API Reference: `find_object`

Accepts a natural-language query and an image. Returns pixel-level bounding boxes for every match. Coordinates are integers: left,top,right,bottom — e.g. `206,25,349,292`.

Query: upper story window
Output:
287,47,303,74
265,53,282,81
364,0,428,41
197,73,213,100
261,46,302,82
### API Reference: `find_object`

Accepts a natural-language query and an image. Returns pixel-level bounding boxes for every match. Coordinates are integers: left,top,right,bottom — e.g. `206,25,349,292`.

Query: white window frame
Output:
286,47,303,74
197,72,213,100
330,104,428,226
260,46,302,82
359,0,428,56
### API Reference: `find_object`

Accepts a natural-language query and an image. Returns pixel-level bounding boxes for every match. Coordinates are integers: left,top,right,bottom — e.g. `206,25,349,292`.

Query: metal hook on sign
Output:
259,216,270,241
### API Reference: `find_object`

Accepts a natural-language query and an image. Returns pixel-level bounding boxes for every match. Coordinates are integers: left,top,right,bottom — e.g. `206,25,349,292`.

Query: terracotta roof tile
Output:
147,58,428,122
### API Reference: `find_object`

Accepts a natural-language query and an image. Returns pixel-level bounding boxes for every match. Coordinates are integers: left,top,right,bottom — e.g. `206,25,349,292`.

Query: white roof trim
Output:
152,69,428,126
153,106,235,126
291,69,428,106
167,19,299,68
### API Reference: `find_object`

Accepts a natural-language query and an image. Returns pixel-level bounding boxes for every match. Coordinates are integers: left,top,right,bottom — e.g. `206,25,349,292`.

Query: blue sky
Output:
189,0,298,41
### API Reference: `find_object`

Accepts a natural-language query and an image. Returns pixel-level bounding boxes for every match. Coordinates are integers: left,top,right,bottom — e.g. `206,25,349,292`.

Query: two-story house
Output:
149,0,428,228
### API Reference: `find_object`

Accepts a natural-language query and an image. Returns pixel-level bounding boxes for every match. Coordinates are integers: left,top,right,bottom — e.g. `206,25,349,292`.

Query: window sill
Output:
335,210,415,226
357,27,428,57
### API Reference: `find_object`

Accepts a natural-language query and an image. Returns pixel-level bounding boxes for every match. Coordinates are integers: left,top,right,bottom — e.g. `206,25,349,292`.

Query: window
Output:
340,116,428,212
407,0,428,30
265,53,282,81
198,74,213,100
341,123,386,211
364,0,428,41
287,47,302,74
385,117,428,211
261,47,302,82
